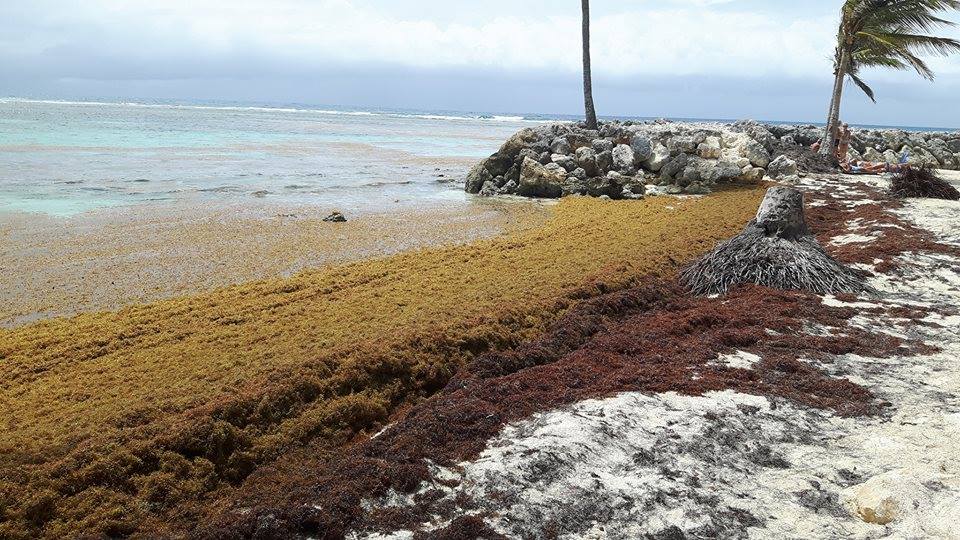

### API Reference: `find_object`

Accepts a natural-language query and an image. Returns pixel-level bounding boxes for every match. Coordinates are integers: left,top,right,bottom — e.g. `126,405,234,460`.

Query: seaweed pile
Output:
0,190,765,538
890,166,960,200
198,176,960,539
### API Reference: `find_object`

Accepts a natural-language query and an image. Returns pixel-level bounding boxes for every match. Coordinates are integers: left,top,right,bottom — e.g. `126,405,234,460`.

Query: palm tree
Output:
582,0,599,130
820,0,960,156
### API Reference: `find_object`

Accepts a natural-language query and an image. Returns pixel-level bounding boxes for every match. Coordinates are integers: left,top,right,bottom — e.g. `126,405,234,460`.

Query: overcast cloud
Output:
2,0,960,127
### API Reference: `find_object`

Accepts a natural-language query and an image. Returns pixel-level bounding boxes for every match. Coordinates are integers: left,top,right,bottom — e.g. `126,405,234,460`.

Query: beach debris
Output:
681,186,868,295
890,166,960,201
323,211,347,222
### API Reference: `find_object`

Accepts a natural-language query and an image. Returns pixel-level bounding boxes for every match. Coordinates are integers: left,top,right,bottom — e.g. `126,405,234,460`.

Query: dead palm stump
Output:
681,186,868,295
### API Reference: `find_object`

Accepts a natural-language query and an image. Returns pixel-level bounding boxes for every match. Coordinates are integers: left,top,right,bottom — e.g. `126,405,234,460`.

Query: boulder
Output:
592,139,615,154
862,147,884,162
596,150,614,174
576,147,600,177
685,183,711,195
568,167,587,181
550,137,572,155
465,161,494,194
551,153,578,172
741,139,771,168
517,157,564,198
697,136,722,159
323,211,347,223
767,155,798,180
947,139,960,153
630,136,654,163
739,167,766,182
643,142,671,172
667,136,697,155
660,153,690,180
612,144,636,172
883,149,901,164
478,180,498,197
780,135,797,146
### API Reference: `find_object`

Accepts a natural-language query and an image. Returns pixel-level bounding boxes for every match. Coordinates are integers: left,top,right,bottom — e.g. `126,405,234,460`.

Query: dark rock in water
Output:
323,211,347,223
465,161,493,194
252,190,270,197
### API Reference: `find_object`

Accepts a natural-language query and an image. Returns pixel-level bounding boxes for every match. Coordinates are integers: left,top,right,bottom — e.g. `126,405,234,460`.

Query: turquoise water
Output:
0,99,529,216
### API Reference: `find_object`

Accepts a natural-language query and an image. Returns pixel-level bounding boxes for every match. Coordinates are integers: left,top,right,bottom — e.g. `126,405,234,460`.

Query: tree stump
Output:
681,186,869,296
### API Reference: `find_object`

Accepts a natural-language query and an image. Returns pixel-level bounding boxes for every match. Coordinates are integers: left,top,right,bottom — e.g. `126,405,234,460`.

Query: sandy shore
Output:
0,198,551,327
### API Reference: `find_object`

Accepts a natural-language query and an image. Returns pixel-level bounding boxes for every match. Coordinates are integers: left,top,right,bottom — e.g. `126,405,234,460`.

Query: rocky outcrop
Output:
765,122,960,169
465,120,773,199
465,119,960,200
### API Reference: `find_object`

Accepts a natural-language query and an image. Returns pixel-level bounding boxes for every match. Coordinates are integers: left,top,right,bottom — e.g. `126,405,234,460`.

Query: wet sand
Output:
0,198,551,327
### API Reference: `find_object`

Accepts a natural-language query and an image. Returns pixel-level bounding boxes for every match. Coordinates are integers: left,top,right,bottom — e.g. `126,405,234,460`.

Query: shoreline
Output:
0,197,552,327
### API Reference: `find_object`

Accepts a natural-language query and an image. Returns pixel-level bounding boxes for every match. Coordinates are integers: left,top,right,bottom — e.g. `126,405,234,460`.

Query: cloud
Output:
0,0,844,81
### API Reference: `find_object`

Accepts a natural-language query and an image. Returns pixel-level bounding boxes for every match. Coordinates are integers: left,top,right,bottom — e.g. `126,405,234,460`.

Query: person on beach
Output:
839,157,909,175
836,123,852,161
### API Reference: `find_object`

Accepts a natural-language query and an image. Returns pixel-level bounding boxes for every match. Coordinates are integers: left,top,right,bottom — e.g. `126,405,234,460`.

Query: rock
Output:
840,470,935,526
883,149,901,164
684,183,711,195
667,136,697,155
742,139,771,168
323,211,347,223
780,135,797,146
596,150,614,174
550,137,572,155
517,148,538,164
500,179,518,194
947,139,960,153
612,144,636,173
538,152,552,165
621,175,647,198
551,153,578,172
518,157,564,198
479,180,498,197
847,148,862,163
465,161,493,193
862,147,884,162
568,167,588,181
697,136,722,159
576,147,600,177
592,139,615,154
585,172,627,198
630,136,654,163
665,185,685,195
739,166,765,182
644,142,671,172
495,128,539,160
767,155,798,180
660,153,690,180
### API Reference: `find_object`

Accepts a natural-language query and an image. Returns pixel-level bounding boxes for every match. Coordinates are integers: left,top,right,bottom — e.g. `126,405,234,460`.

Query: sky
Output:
2,0,960,127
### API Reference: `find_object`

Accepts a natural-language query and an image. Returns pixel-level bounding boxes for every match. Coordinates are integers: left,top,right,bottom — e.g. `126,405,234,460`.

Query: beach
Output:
3,101,960,539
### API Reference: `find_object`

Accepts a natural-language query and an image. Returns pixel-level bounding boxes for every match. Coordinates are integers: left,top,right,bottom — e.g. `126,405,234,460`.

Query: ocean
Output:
0,98,532,216
1,97,956,217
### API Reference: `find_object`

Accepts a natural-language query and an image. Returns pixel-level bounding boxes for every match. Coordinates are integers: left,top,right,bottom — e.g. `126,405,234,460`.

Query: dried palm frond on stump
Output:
681,186,868,296
890,166,960,201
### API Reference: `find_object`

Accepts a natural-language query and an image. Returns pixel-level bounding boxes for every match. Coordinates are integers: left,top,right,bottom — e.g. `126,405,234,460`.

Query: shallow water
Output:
0,99,532,216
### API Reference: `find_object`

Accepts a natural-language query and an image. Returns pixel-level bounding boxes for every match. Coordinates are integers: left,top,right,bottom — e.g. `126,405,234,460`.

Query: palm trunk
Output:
819,47,850,157
581,0,598,130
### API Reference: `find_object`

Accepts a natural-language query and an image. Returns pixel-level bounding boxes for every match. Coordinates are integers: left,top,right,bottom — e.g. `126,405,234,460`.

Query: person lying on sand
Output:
840,158,909,175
